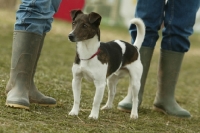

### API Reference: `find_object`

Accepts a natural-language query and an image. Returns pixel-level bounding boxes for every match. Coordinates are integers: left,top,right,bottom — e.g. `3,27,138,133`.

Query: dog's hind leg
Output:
89,80,106,119
101,74,119,110
128,62,143,119
129,76,140,119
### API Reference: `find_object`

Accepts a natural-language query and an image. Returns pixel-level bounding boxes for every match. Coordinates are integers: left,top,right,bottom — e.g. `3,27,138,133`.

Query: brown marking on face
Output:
69,10,101,42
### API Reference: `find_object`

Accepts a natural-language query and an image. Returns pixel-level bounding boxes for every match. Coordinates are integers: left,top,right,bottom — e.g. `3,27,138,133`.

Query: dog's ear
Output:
70,10,83,21
88,12,101,26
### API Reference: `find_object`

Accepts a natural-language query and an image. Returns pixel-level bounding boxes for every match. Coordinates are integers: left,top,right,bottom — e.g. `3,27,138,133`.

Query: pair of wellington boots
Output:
5,31,56,109
118,46,191,118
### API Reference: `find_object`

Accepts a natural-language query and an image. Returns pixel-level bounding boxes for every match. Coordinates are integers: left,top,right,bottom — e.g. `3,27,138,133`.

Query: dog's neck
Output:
77,35,100,60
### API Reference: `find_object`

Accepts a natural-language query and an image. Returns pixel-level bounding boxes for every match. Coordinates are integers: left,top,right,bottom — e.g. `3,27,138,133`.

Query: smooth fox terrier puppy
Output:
68,10,145,120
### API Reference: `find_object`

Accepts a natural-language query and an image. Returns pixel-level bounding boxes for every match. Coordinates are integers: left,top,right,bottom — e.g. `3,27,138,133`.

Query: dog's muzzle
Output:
68,33,75,42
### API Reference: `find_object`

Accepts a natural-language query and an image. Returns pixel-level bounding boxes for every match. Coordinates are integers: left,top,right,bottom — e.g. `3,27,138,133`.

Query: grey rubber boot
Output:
28,34,56,106
153,49,191,118
6,31,56,109
117,46,154,112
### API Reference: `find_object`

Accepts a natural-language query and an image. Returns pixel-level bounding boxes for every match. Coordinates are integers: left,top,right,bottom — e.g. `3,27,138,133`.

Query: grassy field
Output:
0,10,200,133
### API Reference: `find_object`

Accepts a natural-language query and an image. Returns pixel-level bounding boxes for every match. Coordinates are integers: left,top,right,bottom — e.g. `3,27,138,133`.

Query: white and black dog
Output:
68,10,145,119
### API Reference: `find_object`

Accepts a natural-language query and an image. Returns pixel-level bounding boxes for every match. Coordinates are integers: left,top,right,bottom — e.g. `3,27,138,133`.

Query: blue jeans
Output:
129,0,200,52
15,0,62,35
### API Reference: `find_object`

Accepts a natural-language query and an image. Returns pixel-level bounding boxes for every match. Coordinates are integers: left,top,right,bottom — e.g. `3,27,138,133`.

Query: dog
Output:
68,10,145,119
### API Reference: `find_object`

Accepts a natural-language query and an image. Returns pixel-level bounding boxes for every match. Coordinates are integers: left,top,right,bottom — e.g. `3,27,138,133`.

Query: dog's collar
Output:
80,48,101,60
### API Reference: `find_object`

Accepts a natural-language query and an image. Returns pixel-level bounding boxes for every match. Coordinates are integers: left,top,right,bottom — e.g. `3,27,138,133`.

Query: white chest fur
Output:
72,58,108,82
73,35,108,82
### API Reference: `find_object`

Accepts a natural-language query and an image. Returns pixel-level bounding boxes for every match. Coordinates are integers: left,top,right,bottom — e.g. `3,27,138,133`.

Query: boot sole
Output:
153,106,167,115
5,103,29,110
117,106,131,113
153,106,191,118
37,103,57,107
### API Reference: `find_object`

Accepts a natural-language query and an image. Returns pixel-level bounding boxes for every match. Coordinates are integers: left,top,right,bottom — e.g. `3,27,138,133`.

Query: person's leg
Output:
6,0,61,109
6,31,42,109
28,33,56,106
118,0,166,112
118,47,154,111
154,0,200,117
14,0,61,35
28,0,61,106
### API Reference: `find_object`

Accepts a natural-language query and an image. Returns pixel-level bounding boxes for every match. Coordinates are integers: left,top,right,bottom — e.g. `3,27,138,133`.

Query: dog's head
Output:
68,10,101,42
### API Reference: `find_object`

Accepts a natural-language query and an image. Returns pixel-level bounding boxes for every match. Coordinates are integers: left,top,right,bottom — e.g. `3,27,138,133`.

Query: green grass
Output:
0,10,200,133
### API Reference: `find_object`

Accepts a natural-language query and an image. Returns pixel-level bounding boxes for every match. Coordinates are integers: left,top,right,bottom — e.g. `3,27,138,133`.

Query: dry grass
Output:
0,10,200,133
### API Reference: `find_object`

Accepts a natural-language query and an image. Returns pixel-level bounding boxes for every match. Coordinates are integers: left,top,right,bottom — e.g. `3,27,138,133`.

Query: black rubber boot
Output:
117,46,154,112
153,49,191,118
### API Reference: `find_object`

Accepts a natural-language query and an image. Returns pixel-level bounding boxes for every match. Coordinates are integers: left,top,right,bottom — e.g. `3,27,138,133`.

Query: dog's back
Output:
98,40,139,78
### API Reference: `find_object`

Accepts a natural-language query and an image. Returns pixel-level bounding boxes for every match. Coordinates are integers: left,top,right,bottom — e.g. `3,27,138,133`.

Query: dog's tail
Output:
130,18,145,50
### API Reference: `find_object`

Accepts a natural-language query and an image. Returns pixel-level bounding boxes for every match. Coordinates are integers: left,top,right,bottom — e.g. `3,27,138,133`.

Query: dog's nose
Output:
68,33,75,42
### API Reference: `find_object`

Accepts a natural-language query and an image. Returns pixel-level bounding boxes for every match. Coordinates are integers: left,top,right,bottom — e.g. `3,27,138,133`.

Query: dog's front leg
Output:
69,65,82,116
89,80,106,119
69,77,82,116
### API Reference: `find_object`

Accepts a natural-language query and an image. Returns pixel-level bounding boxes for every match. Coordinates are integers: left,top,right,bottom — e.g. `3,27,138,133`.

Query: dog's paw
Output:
130,114,138,120
88,115,98,120
101,104,112,110
88,113,98,120
69,110,79,116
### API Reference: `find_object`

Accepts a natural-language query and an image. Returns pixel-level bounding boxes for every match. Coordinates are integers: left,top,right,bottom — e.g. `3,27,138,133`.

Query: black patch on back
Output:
120,40,138,66
98,41,138,77
98,41,123,77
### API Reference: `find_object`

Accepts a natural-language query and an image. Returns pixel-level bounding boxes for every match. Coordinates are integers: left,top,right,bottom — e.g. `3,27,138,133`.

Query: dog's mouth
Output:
68,34,84,42
68,34,92,42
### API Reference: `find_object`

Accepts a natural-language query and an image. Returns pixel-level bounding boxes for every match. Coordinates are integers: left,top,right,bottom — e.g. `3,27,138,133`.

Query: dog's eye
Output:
72,22,76,25
83,24,88,28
